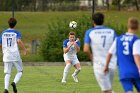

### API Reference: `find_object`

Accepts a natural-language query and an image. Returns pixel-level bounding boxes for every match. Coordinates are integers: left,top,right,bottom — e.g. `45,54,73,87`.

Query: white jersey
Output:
0,28,21,62
63,39,80,59
84,26,117,69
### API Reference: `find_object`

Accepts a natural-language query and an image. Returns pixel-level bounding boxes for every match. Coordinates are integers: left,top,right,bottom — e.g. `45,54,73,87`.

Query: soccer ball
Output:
69,21,77,29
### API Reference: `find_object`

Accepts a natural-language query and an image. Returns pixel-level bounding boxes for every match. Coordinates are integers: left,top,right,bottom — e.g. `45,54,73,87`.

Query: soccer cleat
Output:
11,82,17,93
4,89,8,93
72,74,78,83
61,80,66,84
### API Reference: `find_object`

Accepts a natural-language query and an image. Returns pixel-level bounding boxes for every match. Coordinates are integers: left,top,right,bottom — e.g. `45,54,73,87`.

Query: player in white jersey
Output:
0,18,27,93
84,13,116,93
61,32,81,84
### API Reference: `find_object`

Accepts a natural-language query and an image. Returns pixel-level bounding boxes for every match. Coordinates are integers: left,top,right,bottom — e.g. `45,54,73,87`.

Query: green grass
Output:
0,66,129,93
0,11,140,43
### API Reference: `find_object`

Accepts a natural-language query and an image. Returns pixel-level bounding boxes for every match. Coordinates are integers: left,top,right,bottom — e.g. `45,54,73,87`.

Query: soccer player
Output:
83,12,116,93
61,32,81,84
104,17,140,93
0,18,27,93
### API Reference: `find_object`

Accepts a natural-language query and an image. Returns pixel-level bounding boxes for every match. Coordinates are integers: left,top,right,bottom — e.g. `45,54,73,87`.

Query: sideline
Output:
0,62,92,66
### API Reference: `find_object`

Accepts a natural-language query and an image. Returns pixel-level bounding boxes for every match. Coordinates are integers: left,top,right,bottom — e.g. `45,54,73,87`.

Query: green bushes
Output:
40,15,126,62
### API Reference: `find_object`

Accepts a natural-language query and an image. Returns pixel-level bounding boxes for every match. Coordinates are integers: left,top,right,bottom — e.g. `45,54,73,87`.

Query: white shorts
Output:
93,67,115,91
64,55,80,65
4,59,23,74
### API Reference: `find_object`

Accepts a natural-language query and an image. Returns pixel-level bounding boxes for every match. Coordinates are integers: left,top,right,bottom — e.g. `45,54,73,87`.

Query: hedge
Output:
40,15,126,62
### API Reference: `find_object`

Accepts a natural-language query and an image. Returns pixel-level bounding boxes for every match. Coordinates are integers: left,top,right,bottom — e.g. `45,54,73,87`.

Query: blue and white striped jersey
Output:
0,28,21,62
84,26,117,69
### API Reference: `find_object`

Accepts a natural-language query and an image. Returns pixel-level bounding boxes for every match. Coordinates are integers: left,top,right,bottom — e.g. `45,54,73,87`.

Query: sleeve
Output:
63,40,68,48
133,40,140,55
16,31,21,39
108,38,117,54
84,30,91,44
77,41,81,47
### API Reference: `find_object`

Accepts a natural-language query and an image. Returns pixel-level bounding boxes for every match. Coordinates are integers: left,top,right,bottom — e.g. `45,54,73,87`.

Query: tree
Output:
106,0,110,10
118,0,121,11
135,0,139,11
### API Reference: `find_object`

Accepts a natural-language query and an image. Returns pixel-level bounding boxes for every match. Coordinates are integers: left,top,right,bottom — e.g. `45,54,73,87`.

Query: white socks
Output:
73,68,81,76
62,64,71,81
14,72,22,84
5,74,11,90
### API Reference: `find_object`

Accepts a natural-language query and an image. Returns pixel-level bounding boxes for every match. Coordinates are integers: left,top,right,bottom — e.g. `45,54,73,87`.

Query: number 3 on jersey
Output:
123,41,129,55
7,38,12,47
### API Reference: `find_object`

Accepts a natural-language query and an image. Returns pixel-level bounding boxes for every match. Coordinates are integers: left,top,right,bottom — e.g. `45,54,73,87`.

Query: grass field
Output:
0,65,129,93
0,11,140,43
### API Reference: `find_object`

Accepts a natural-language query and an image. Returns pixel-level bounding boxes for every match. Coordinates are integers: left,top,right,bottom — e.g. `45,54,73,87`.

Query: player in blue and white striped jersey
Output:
0,18,27,93
104,17,140,93
84,12,116,93
61,32,81,84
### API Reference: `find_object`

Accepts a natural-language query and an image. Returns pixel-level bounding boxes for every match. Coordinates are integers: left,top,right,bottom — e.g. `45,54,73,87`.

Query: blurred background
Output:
0,1,140,93
0,0,140,62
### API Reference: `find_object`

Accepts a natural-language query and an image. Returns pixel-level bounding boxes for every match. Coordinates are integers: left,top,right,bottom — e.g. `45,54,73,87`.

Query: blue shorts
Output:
120,78,140,92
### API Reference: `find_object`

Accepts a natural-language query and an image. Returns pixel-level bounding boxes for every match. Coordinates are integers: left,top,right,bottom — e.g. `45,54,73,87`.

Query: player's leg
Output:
13,60,23,84
120,78,133,93
4,62,13,93
109,68,116,93
71,57,81,83
132,78,140,93
61,60,71,83
73,63,81,76
12,60,23,93
72,63,81,83
94,67,112,93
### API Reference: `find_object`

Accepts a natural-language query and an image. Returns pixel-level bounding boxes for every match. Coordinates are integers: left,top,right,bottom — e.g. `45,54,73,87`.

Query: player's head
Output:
92,12,104,26
8,18,17,28
69,32,75,42
128,17,139,32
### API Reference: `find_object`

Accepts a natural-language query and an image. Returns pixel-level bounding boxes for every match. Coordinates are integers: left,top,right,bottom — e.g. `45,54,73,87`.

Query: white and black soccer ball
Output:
69,21,77,29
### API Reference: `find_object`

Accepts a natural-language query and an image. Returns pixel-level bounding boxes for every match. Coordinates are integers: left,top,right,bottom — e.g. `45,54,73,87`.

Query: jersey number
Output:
101,35,106,48
123,42,129,55
7,38,12,47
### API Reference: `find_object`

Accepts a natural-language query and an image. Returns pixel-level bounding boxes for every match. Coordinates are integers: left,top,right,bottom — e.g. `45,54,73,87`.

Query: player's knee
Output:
67,63,71,66
5,72,11,75
5,73,11,79
64,64,71,72
77,67,81,71
5,73,11,75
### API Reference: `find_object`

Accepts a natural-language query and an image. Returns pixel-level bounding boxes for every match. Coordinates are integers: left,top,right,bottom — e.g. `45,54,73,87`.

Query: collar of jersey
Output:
7,28,15,30
125,32,134,35
94,26,105,28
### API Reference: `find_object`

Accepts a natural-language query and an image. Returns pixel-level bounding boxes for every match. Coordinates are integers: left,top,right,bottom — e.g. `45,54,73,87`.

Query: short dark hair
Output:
92,12,104,25
69,32,75,36
128,17,139,30
8,18,17,28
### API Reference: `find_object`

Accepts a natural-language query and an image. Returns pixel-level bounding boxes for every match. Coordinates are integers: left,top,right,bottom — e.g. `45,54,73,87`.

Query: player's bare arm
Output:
134,55,140,74
104,53,112,74
83,44,92,61
17,39,27,55
75,38,80,52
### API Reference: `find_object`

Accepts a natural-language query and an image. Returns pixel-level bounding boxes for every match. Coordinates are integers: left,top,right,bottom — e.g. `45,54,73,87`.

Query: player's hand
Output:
70,42,74,46
75,38,79,43
104,66,109,75
23,49,27,55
